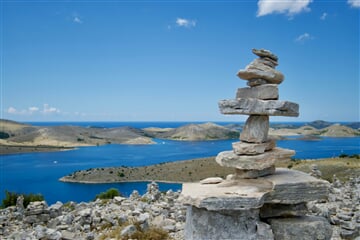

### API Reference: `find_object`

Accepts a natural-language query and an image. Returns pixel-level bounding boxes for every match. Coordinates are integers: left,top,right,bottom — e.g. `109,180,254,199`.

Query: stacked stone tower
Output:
181,49,332,240
216,48,298,179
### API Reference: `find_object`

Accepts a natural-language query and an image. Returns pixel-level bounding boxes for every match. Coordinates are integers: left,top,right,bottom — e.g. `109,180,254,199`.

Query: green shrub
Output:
339,154,349,158
95,188,121,200
1,190,44,208
0,132,10,139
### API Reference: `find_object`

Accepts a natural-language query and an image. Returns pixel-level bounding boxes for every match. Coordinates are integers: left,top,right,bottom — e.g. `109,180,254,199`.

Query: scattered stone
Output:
200,177,223,184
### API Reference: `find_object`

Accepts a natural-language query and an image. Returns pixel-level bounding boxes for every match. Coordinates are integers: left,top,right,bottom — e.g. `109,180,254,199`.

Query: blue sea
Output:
1,122,359,205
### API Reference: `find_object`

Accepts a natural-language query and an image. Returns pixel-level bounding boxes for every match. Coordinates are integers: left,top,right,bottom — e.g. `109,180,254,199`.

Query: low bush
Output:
95,188,121,200
1,190,44,208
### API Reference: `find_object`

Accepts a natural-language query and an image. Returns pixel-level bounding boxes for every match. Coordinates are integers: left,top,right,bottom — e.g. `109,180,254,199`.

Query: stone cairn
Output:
180,49,333,240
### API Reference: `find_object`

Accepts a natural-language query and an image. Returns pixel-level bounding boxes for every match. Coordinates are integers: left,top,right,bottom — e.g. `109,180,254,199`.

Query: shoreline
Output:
60,155,360,184
0,145,75,155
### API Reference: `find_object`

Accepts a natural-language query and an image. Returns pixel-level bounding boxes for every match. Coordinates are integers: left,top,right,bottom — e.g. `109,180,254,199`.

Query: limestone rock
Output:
236,84,279,100
240,115,269,143
237,68,284,84
216,148,295,170
219,98,299,117
180,179,273,211
269,216,332,240
232,139,276,155
247,78,268,87
185,206,273,240
264,168,330,204
252,48,278,61
234,166,275,179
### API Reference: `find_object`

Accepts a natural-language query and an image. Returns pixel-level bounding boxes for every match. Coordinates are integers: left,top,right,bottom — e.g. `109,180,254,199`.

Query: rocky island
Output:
1,119,359,155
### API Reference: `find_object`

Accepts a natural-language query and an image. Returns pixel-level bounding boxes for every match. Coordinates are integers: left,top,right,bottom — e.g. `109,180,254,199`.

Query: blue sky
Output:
1,0,359,122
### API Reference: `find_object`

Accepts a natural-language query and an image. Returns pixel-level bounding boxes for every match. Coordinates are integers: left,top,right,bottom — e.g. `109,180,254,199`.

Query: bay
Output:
1,122,359,205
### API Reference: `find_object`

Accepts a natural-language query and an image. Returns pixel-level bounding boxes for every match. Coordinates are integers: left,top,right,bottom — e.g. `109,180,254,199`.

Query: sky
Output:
1,0,359,122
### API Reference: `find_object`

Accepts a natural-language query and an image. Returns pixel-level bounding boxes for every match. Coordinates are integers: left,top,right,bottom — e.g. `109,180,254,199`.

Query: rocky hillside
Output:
1,177,359,239
269,124,360,137
143,122,239,140
0,119,154,151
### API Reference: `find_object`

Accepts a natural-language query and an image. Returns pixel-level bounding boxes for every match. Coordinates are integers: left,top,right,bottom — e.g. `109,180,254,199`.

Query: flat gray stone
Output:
232,140,276,155
236,84,278,100
219,98,299,117
240,115,269,143
264,168,330,204
269,216,332,240
180,168,330,211
185,206,273,240
216,147,295,170
180,179,272,211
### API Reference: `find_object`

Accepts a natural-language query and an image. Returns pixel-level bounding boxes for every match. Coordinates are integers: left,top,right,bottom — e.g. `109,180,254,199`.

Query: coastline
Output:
60,155,360,184
0,145,75,155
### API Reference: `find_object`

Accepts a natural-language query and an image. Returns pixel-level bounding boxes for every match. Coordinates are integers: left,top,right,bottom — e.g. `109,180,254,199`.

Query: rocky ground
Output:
1,176,360,240
0,182,186,240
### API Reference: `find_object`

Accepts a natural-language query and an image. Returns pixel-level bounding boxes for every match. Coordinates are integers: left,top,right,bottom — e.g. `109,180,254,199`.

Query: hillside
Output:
1,119,359,154
0,120,155,154
143,122,239,140
269,124,360,137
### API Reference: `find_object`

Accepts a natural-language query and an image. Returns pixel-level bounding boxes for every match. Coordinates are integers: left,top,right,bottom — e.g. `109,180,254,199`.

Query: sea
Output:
1,121,359,205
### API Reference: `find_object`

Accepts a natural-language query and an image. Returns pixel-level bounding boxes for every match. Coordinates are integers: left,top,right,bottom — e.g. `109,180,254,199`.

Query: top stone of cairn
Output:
252,48,278,61
237,48,284,84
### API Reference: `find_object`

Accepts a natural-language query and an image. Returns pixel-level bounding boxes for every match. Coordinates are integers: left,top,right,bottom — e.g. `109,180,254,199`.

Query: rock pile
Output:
309,175,360,239
180,49,333,240
0,182,186,240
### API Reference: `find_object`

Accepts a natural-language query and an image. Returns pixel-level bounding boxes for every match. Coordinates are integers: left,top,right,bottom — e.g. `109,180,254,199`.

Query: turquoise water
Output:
1,122,359,204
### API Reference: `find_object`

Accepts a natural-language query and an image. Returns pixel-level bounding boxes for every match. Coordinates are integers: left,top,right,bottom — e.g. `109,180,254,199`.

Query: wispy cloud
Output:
73,16,83,24
295,32,314,43
42,104,60,114
176,18,196,28
348,0,360,8
320,12,328,20
257,0,312,17
7,104,60,115
7,107,18,114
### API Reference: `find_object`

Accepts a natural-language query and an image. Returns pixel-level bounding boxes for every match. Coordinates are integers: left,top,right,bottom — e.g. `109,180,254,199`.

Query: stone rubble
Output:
181,48,334,239
0,182,186,240
309,175,360,240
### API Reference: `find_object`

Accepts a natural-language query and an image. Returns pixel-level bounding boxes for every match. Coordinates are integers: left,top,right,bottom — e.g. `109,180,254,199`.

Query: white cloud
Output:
7,107,17,114
257,0,312,17
295,32,314,43
42,104,60,114
348,0,360,8
176,18,196,28
29,107,39,113
73,16,83,24
320,12,328,20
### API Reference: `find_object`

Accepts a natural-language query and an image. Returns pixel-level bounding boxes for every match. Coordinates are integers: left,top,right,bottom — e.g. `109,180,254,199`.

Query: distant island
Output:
0,119,359,154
